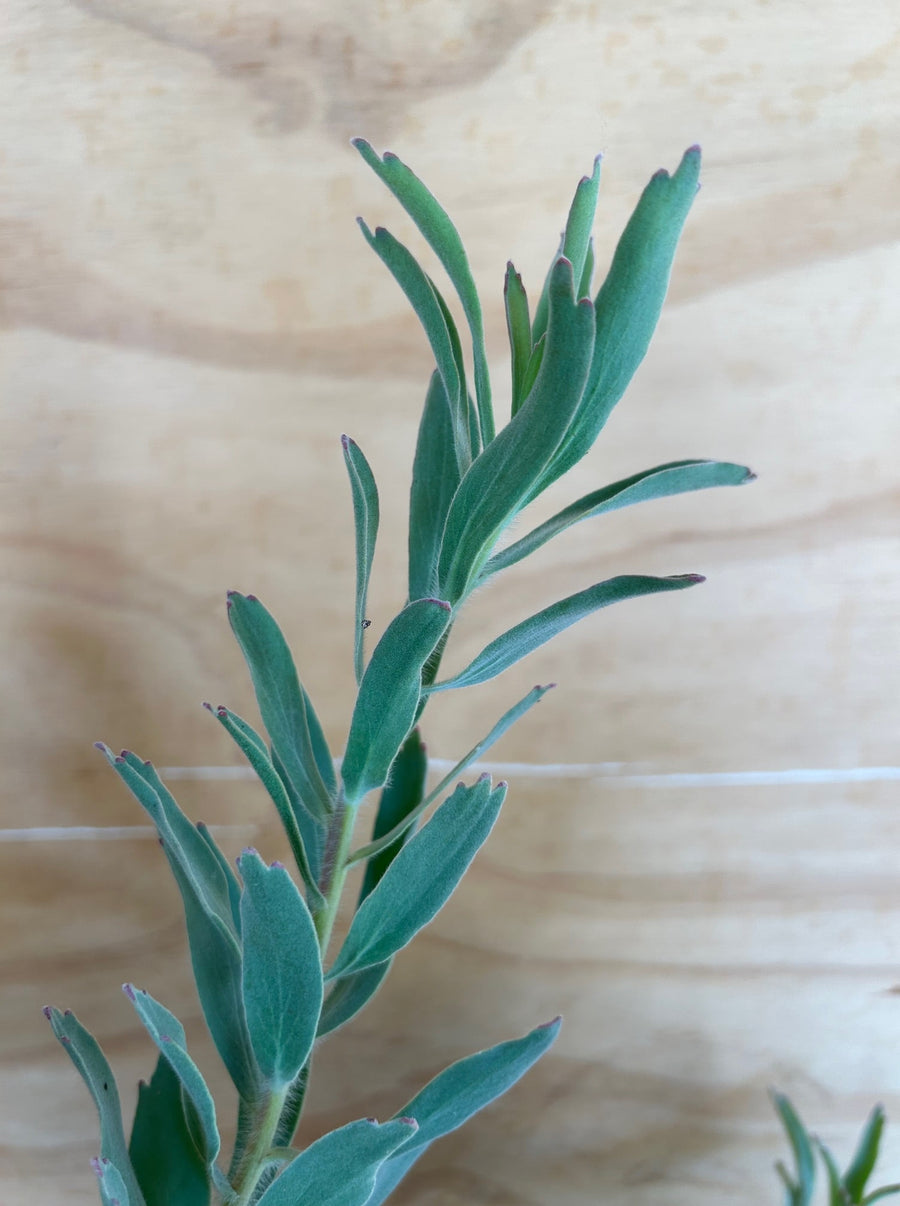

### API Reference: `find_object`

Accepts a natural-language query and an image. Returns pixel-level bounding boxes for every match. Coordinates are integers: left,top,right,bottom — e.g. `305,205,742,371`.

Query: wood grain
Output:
1,0,899,1201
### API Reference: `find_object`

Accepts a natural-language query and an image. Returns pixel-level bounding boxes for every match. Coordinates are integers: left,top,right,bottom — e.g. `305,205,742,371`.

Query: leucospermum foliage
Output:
46,139,754,1205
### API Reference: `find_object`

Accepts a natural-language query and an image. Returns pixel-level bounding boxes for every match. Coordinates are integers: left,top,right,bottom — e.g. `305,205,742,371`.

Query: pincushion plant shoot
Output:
45,139,755,1206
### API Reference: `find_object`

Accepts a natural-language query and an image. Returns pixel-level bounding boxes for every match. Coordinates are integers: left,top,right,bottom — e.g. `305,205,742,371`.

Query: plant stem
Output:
314,797,357,958
230,1085,289,1206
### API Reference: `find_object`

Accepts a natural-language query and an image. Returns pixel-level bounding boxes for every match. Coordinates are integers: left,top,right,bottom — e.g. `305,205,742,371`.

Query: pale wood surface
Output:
2,1,899,1202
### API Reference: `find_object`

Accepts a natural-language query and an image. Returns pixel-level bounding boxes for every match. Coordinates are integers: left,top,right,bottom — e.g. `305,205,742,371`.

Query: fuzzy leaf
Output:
395,1017,561,1152
206,703,324,904
437,257,595,603
129,1054,209,1206
98,747,236,939
92,1158,132,1206
537,146,702,495
845,1106,886,1201
227,591,335,822
97,745,259,1100
342,435,381,685
194,821,243,934
45,1008,146,1206
369,1019,561,1204
357,221,470,471
484,460,755,577
256,1117,417,1206
359,727,428,904
431,575,704,692
504,263,532,417
327,777,506,980
408,372,463,601
165,853,260,1103
124,986,220,1169
238,851,323,1088
352,138,493,446
318,961,393,1038
341,598,452,805
533,156,601,345
350,685,552,866
577,236,595,299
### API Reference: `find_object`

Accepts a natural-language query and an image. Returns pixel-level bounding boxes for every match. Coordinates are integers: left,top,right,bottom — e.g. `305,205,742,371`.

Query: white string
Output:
2,763,898,841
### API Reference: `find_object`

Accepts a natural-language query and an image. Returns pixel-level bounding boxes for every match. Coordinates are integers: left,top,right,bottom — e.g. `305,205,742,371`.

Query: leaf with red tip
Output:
124,986,220,1171
227,591,336,823
45,1008,146,1206
430,575,705,692
368,1019,563,1206
256,1116,417,1206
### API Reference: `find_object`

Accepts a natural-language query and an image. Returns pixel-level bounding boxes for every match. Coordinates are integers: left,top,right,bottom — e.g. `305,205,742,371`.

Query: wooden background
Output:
2,1,899,1202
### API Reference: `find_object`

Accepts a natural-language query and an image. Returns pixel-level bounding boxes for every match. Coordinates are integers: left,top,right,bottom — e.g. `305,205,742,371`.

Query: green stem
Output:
314,798,357,958
230,1085,289,1206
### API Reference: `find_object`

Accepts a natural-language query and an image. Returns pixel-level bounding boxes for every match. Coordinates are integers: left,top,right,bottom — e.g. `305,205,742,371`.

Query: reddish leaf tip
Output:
93,741,106,751
122,983,136,1001
246,593,258,603
398,1116,418,1128
538,1015,563,1029
271,859,285,870
42,1005,53,1020
63,1009,73,1017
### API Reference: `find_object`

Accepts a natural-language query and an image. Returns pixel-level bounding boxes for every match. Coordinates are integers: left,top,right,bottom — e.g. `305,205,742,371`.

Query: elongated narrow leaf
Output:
318,961,393,1038
772,1091,816,1206
238,850,323,1088
124,986,220,1169
532,153,601,342
92,1159,132,1206
350,685,553,866
129,1054,209,1206
399,1018,560,1151
431,574,703,692
45,1008,146,1206
845,1106,886,1201
164,851,260,1103
408,372,462,601
257,1117,417,1206
357,221,470,469
504,262,532,417
194,821,242,934
342,435,380,685
437,257,595,603
353,138,493,446
98,747,236,939
206,703,324,904
327,777,506,981
97,745,259,1099
359,727,428,904
865,1187,900,1203
484,460,755,578
227,592,335,822
538,147,702,495
341,598,451,805
817,1141,846,1206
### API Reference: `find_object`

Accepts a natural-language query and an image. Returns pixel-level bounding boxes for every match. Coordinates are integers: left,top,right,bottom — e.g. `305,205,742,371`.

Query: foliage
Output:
773,1092,900,1206
46,138,753,1204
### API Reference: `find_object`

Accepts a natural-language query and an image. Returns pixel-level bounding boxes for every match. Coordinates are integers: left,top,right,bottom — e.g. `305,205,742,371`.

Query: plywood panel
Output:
1,0,898,1202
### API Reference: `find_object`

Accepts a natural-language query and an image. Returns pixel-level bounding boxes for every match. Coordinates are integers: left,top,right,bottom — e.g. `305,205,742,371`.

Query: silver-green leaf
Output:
238,850,323,1088
256,1117,417,1206
45,1008,147,1206
484,460,754,578
341,597,451,805
124,985,220,1170
227,591,336,822
430,574,704,692
342,435,381,685
327,776,506,981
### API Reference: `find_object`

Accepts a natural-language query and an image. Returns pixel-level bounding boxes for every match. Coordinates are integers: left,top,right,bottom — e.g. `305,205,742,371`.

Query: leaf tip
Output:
271,859,285,870
538,1014,563,1030
122,983,136,1002
397,1116,419,1130
42,1004,54,1020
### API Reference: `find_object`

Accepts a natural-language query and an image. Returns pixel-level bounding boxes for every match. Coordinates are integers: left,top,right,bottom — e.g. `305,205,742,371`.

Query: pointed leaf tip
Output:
122,983,136,1001
42,1005,53,1019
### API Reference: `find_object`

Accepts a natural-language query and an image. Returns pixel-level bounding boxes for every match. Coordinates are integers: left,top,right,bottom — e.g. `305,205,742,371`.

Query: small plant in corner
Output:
44,137,753,1205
